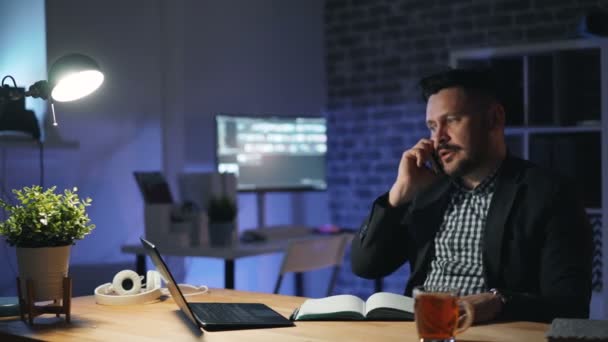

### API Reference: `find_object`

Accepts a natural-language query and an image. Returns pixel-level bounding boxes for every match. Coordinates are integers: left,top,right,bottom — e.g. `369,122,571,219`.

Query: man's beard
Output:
439,145,485,179
445,152,479,178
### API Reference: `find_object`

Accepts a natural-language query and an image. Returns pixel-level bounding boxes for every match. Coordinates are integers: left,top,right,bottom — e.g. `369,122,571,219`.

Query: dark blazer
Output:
351,155,593,322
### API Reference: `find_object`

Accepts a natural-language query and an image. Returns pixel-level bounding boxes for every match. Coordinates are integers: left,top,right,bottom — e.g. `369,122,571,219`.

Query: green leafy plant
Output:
0,185,95,248
206,196,237,223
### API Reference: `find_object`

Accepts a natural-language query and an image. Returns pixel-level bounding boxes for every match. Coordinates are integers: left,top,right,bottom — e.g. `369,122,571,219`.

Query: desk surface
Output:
0,289,549,341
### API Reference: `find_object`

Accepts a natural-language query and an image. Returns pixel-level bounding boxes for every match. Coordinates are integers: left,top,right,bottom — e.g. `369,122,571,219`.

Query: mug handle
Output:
455,299,474,335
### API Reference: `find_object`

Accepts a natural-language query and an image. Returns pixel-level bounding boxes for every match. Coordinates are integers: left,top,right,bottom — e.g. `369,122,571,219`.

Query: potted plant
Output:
206,196,237,247
0,185,95,301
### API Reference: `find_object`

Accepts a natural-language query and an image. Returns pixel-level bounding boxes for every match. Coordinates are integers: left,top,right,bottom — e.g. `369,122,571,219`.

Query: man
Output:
350,68,593,323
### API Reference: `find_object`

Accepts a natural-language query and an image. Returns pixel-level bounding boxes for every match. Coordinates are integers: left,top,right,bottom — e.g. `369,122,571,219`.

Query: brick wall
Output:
325,0,606,296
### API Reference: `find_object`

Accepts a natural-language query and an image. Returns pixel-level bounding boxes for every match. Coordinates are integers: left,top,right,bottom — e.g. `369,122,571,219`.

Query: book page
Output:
295,294,365,320
364,292,414,318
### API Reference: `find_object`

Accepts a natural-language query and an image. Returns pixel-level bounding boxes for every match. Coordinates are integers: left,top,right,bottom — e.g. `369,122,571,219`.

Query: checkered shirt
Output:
423,169,499,296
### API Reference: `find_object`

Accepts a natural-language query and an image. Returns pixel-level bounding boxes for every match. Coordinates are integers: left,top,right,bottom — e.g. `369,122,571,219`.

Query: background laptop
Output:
140,237,295,331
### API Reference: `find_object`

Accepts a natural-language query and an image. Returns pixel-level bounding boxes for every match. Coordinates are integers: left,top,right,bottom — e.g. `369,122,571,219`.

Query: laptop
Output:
140,237,295,331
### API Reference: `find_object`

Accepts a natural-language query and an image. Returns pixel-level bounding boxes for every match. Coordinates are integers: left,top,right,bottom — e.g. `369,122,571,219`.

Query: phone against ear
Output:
429,150,445,175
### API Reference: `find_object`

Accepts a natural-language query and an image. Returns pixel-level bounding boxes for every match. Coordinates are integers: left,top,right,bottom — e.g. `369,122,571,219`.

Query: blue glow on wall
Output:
0,0,47,139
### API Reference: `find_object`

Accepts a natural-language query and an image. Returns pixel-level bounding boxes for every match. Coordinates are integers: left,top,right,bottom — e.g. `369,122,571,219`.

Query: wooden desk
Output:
122,227,353,291
0,289,549,341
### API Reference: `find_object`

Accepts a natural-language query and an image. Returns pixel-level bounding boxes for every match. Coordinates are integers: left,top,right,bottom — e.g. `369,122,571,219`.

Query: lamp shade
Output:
48,53,104,102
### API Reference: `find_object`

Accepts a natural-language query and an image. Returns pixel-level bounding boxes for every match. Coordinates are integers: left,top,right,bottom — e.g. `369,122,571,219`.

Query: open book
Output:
290,292,414,321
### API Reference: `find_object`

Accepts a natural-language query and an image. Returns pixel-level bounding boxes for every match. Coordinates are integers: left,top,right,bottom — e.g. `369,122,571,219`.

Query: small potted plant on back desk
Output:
0,185,95,324
207,196,237,247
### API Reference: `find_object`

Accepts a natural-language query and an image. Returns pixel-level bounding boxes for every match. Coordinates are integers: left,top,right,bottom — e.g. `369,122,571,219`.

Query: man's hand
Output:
460,292,504,324
388,138,440,207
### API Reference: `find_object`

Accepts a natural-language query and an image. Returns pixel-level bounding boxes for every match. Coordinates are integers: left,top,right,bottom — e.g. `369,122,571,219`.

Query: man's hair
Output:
419,68,499,103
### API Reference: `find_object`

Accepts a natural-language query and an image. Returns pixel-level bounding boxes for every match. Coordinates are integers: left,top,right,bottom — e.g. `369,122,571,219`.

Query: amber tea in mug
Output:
413,286,473,342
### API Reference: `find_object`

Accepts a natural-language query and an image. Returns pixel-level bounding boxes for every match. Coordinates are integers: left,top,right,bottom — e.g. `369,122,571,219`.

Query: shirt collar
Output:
451,162,502,195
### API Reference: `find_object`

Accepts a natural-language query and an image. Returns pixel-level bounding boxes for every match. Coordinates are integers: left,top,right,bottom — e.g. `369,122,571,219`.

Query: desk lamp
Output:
0,53,104,126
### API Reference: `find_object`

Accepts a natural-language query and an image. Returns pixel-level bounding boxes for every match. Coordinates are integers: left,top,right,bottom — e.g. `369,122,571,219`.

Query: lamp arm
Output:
0,75,55,125
25,81,50,100
0,77,50,103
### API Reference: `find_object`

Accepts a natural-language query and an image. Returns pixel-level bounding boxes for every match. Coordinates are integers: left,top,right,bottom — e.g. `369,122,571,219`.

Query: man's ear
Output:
488,103,505,129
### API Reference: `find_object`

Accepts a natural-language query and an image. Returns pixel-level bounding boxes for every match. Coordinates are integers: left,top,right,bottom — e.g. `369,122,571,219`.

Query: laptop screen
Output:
140,237,200,328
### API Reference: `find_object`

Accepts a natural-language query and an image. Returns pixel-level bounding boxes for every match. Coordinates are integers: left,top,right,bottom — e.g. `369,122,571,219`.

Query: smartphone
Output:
429,150,445,175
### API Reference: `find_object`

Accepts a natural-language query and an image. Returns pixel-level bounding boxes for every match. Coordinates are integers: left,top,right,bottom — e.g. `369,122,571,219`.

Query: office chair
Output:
273,233,353,297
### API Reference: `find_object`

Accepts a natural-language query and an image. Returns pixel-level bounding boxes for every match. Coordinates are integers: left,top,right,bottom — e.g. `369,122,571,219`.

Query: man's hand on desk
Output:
461,292,504,324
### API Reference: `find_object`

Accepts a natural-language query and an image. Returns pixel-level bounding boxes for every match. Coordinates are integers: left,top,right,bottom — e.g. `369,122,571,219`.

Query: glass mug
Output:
413,286,473,342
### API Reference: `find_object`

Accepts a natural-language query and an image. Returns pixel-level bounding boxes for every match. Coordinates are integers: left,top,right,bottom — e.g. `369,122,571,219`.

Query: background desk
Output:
122,228,354,292
0,289,550,341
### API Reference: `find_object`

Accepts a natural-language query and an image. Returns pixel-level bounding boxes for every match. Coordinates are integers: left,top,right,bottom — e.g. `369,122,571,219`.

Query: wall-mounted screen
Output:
216,114,327,191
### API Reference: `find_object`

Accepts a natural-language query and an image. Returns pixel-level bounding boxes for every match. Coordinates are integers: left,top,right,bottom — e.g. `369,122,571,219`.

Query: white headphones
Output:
94,270,163,305
94,269,209,306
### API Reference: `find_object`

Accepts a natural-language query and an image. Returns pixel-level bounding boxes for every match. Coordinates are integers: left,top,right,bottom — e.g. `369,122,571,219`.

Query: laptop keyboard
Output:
191,303,257,323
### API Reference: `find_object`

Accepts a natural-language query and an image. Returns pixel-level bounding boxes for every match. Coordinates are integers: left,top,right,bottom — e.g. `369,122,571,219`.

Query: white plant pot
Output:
16,245,71,302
